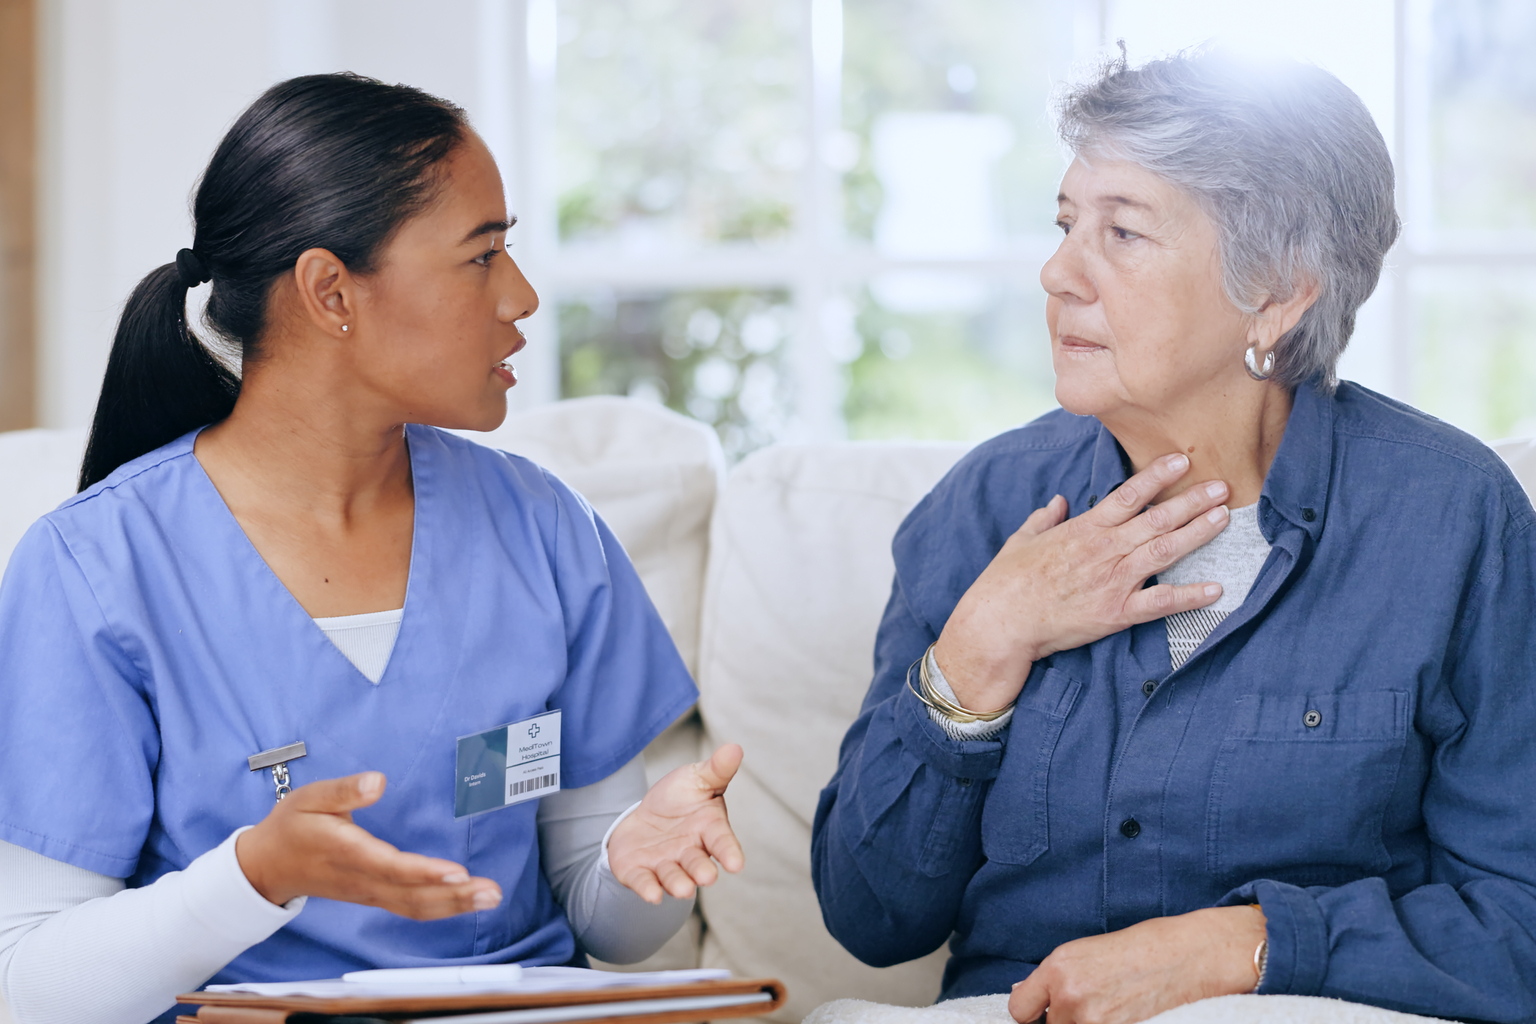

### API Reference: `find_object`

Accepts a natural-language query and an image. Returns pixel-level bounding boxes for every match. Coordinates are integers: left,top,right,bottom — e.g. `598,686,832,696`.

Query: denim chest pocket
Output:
981,667,1082,867
1205,689,1410,888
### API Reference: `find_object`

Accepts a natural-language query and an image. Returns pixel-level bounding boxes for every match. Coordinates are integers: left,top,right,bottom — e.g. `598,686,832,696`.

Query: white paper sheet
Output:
203,966,731,1000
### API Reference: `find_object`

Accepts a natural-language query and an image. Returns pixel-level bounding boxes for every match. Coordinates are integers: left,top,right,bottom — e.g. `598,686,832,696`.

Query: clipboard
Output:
175,976,787,1024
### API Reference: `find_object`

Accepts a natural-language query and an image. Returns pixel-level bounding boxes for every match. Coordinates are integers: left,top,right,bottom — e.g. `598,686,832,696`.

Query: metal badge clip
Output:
248,741,307,801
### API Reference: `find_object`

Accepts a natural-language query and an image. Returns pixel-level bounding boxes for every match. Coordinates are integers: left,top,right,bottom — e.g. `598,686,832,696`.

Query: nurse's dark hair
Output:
78,73,469,490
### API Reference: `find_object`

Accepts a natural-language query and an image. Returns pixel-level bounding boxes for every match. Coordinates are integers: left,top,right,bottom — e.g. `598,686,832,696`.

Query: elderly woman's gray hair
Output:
1056,49,1401,391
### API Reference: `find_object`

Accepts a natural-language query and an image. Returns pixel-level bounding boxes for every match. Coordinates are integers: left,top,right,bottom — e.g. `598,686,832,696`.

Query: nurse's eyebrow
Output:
459,216,517,246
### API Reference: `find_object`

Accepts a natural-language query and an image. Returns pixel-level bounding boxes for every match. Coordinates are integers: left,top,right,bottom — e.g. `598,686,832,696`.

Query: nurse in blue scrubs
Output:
0,74,741,1024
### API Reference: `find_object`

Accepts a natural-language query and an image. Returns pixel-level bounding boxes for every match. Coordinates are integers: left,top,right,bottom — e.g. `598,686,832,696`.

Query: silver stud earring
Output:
341,324,349,333
1244,344,1274,381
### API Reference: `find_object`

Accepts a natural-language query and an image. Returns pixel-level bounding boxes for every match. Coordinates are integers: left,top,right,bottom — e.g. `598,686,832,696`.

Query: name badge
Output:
455,710,561,819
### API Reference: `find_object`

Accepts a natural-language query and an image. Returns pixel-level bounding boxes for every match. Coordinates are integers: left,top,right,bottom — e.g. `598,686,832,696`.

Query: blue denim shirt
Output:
811,382,1536,1022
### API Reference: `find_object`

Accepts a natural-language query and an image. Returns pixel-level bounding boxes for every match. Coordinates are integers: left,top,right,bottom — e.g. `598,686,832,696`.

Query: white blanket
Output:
803,993,1453,1024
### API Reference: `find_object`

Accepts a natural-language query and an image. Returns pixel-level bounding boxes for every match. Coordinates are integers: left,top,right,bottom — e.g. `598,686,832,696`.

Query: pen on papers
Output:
341,965,524,985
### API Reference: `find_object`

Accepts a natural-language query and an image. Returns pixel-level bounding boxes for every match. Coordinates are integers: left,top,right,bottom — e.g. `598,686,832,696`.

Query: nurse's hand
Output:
236,771,504,919
1006,905,1267,1024
933,453,1231,715
608,743,745,904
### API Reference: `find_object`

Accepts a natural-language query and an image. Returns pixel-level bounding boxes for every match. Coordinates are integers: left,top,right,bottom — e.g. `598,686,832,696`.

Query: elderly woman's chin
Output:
1050,343,1123,419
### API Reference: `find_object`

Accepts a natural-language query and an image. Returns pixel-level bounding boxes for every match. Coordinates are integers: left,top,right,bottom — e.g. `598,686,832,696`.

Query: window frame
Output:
505,0,1527,441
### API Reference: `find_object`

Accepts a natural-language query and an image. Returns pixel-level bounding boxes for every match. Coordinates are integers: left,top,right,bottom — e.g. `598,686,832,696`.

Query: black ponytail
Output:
79,73,469,490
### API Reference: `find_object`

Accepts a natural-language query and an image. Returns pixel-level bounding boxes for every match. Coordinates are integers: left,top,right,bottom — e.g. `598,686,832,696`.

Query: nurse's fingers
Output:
346,842,501,919
692,744,743,794
618,865,667,905
678,845,719,888
653,859,698,901
354,837,485,889
381,880,505,921
700,813,745,874
285,771,388,815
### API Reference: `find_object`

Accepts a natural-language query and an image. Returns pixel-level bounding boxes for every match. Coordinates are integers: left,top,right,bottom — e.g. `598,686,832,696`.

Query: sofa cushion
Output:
696,441,969,1023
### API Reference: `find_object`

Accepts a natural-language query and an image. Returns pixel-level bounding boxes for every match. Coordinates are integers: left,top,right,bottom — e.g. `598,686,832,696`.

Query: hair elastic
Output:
175,248,211,289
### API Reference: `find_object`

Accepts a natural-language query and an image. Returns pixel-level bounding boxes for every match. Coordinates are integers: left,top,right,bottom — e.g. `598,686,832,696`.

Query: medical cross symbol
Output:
528,723,541,739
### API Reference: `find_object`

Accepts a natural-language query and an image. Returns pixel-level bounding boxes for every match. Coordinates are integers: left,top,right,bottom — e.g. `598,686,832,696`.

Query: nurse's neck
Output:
194,317,416,619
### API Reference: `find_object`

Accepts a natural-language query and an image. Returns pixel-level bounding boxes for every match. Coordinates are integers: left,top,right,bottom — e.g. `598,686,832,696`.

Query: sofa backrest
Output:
695,440,971,1023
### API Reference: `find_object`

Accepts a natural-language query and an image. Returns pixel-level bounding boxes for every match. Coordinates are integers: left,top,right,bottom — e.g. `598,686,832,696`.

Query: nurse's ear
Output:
290,247,360,343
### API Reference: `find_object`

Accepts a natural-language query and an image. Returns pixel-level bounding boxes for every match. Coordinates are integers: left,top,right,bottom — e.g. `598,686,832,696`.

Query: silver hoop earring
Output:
1244,344,1274,381
340,324,349,333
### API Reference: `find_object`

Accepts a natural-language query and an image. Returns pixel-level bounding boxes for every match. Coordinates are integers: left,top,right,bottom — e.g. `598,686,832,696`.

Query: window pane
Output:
842,275,1058,441
555,0,804,249
1428,0,1536,238
559,288,793,459
1410,268,1536,440
840,0,1073,250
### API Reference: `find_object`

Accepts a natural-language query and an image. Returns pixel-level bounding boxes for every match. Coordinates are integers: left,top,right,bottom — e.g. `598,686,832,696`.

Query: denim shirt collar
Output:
1084,378,1334,544
1257,379,1333,544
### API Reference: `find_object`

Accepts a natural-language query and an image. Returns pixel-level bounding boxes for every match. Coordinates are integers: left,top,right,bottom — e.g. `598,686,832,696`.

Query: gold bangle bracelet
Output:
906,644,1016,724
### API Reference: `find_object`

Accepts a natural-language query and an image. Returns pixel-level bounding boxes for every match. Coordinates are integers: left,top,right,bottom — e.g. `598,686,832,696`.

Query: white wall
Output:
36,0,559,430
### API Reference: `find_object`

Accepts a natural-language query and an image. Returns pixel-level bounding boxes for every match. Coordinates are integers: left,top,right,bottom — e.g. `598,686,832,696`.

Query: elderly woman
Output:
811,50,1536,1024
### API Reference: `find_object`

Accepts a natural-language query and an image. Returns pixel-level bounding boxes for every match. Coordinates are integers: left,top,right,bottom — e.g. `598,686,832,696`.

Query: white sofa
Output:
3,396,1533,1024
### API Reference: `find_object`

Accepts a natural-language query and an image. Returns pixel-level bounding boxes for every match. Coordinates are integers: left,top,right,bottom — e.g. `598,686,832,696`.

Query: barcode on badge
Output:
510,772,559,797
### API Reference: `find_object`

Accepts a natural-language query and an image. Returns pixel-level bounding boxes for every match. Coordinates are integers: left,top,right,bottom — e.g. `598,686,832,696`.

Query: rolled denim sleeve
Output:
1222,516,1536,1022
811,579,1003,969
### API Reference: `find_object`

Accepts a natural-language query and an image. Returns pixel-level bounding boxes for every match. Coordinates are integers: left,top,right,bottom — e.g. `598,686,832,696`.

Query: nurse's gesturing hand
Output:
608,743,746,904
236,771,503,919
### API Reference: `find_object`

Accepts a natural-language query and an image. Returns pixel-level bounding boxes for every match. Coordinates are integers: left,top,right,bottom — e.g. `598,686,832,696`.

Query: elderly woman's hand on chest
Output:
932,453,1232,716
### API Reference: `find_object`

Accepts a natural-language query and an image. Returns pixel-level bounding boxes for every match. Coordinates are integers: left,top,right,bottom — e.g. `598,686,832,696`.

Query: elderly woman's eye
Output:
1055,219,1072,235
1110,225,1140,241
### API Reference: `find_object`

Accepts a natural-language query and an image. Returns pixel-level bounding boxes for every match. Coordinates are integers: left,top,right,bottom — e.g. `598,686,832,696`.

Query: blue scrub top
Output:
0,425,699,985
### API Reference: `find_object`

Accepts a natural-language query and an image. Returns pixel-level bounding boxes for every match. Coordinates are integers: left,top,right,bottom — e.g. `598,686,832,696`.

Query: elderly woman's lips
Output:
1059,335,1106,351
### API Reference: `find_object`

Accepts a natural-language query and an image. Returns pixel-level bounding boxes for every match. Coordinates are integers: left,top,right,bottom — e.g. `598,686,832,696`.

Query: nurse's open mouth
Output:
494,359,518,385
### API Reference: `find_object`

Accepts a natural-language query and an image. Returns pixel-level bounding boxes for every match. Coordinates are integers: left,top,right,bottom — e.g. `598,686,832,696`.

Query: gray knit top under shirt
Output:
1157,502,1270,669
926,502,1272,740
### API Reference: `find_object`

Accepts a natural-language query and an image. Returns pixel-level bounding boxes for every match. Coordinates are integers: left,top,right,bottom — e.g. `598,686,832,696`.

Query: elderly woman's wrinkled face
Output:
1043,157,1250,422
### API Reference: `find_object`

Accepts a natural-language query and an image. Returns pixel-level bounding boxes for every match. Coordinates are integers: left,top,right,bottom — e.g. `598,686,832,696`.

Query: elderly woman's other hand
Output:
1007,905,1267,1024
933,453,1231,714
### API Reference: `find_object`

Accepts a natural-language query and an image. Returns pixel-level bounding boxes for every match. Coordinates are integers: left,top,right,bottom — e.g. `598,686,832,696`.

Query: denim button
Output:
1302,507,1317,522
1304,709,1322,728
1088,494,1099,508
1119,817,1141,839
1142,679,1157,697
